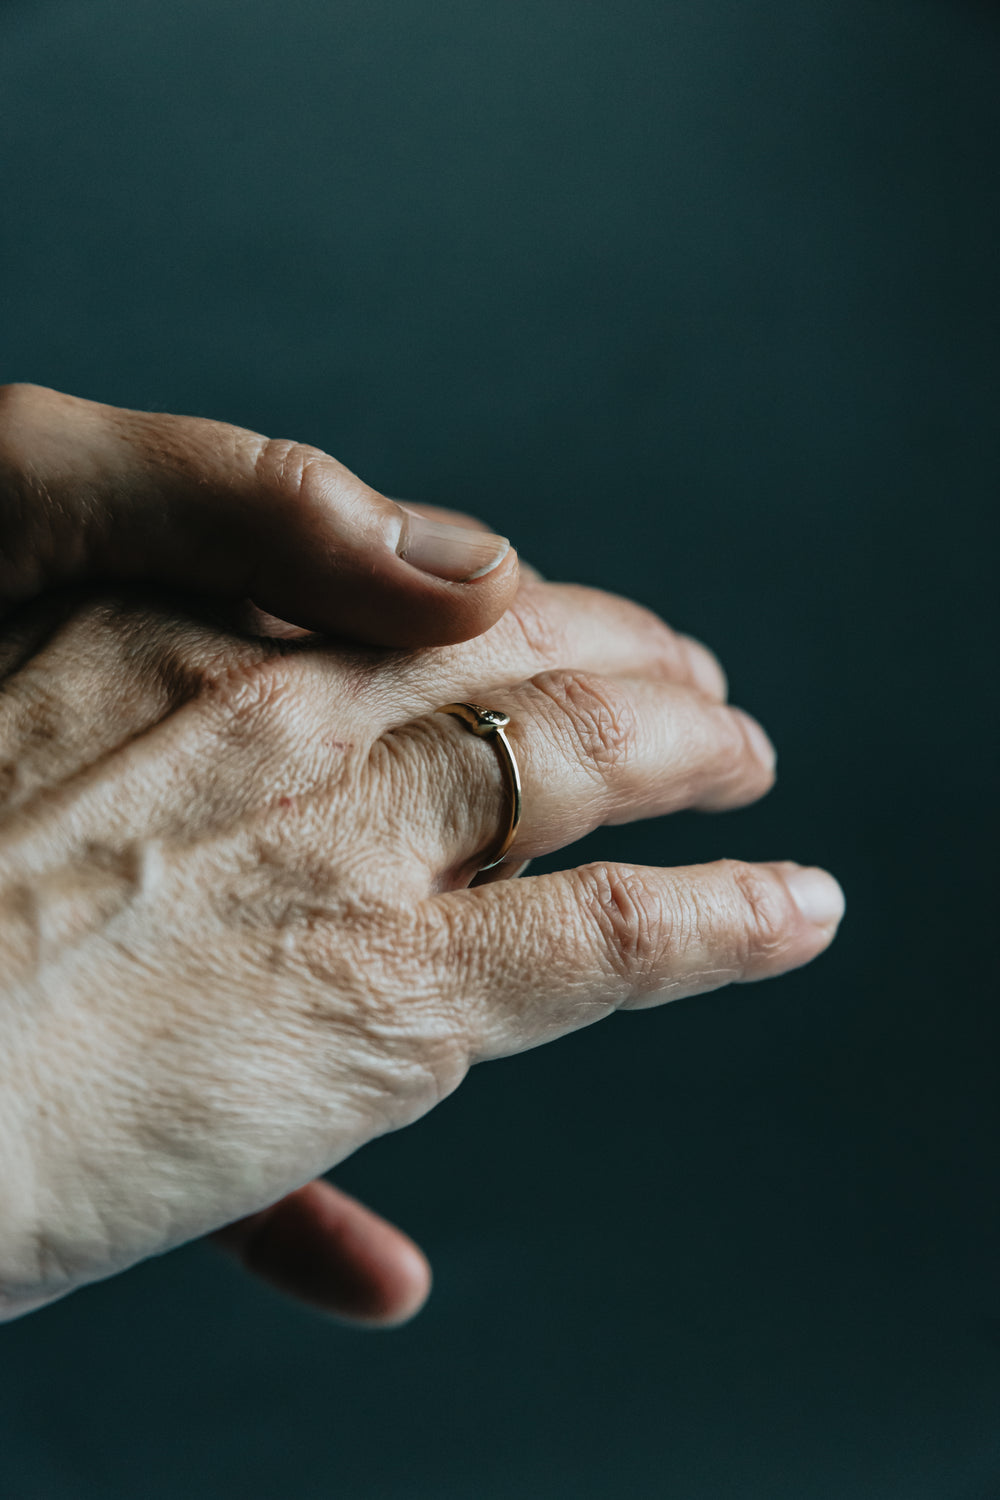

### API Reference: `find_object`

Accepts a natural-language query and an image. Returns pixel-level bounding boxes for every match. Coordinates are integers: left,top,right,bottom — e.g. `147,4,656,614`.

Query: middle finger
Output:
364,581,728,726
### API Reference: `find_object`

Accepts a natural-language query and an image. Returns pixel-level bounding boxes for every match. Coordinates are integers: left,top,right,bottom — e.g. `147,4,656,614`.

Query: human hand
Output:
0,574,843,1325
0,381,517,1325
0,383,516,645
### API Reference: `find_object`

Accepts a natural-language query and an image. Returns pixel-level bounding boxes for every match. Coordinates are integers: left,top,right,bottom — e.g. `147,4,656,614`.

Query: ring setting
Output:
435,702,523,872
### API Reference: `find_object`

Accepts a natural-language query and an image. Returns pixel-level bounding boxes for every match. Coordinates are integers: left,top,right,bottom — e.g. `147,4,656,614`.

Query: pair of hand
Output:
0,384,844,1325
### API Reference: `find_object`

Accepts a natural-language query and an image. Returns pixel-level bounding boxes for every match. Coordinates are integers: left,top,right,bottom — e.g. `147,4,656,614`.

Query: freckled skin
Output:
0,582,840,1323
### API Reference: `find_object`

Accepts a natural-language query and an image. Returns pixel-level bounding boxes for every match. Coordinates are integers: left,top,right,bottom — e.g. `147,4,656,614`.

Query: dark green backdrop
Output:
2,2,998,1495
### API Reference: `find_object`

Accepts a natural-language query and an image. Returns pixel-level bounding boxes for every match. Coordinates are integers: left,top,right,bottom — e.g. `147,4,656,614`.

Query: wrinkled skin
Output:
0,382,518,645
0,577,843,1322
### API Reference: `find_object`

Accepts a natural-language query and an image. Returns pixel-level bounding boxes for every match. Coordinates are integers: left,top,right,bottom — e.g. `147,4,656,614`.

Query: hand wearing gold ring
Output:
435,703,522,871
0,566,843,1324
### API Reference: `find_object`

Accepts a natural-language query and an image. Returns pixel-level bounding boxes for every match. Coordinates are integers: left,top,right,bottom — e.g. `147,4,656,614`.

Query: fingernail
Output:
397,511,510,582
784,867,845,929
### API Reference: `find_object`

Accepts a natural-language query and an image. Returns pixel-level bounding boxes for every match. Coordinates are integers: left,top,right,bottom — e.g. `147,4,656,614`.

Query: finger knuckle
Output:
575,862,664,983
505,589,567,665
198,650,301,752
533,668,636,772
299,906,472,1119
252,436,337,520
89,600,282,719
367,718,448,844
723,859,789,963
0,598,219,767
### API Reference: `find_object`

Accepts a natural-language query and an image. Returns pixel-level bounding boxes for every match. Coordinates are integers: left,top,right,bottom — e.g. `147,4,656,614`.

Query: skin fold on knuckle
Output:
195,648,310,761
204,695,375,875
423,888,542,1060
573,862,667,997
367,723,447,850
532,669,637,777
295,904,471,1124
504,589,568,666
249,436,369,553
368,718,496,882
721,858,797,973
0,599,224,818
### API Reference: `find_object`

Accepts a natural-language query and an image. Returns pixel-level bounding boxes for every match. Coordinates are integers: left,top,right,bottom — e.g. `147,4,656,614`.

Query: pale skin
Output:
0,385,844,1325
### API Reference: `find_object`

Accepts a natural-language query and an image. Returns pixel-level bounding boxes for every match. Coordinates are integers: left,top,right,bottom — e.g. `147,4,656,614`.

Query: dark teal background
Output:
2,1,999,1495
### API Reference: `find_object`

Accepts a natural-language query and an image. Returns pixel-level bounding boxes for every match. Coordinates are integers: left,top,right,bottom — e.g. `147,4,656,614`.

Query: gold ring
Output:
435,702,523,872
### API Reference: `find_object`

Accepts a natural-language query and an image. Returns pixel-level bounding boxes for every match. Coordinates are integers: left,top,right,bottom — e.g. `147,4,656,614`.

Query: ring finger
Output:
380,669,775,886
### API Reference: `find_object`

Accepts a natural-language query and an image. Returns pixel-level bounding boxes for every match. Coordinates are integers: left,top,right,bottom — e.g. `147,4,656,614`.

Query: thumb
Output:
213,1178,431,1326
0,384,517,646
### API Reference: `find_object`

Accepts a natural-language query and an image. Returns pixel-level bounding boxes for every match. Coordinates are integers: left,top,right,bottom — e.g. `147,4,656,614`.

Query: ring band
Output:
435,702,523,872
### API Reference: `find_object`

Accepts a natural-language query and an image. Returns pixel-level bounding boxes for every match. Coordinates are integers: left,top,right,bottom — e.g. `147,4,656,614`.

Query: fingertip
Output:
215,1180,433,1327
252,540,519,647
780,864,846,934
368,539,521,647
348,1242,433,1329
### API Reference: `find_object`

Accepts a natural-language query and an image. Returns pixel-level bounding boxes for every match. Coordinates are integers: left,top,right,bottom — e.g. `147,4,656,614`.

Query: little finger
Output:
428,858,845,1061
